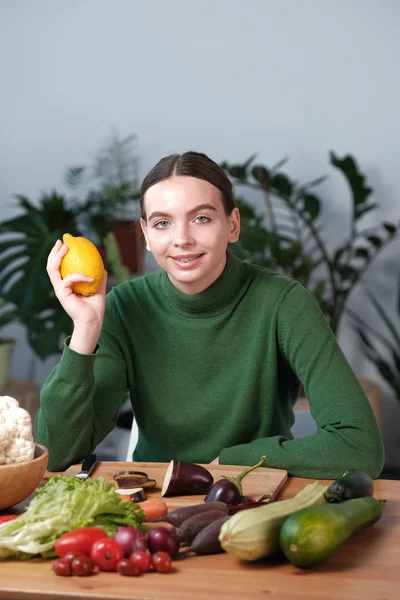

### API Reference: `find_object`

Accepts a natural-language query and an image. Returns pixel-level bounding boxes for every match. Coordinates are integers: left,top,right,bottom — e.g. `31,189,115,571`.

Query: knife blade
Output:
75,454,97,480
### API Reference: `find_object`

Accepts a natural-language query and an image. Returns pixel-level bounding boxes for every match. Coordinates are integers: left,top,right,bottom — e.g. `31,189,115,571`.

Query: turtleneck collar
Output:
158,250,250,316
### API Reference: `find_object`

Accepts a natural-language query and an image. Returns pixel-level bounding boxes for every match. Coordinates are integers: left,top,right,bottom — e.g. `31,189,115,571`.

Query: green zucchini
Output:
279,496,386,568
324,469,374,503
219,481,329,561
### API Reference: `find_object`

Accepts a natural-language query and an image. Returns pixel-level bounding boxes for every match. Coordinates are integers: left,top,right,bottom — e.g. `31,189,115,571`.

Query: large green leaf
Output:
0,191,79,358
330,151,373,208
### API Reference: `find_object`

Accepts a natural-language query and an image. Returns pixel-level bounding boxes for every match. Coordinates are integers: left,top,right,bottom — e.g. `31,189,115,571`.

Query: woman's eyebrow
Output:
148,203,217,221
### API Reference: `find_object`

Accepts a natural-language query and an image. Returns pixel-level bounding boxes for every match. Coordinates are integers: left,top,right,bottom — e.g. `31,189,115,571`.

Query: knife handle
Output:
80,453,97,476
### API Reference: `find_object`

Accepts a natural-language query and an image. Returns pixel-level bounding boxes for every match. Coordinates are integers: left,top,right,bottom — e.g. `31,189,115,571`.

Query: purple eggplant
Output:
161,460,214,497
204,456,266,505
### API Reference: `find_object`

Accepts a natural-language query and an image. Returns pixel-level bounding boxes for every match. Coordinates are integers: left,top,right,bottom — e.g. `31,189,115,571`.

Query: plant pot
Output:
0,339,16,392
109,220,144,274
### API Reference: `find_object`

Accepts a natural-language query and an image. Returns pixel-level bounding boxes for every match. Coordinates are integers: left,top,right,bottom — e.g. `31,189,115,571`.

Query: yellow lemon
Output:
60,233,105,296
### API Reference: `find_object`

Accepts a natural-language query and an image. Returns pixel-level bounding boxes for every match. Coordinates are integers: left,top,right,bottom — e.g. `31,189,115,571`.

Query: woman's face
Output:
141,175,240,294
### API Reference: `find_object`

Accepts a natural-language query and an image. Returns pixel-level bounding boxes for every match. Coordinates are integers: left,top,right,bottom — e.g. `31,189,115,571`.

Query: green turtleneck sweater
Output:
35,251,384,478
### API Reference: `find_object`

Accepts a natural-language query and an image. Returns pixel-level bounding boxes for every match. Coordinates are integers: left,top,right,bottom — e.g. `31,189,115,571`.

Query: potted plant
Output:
0,192,76,361
349,277,400,401
222,151,398,336
0,299,17,391
66,130,143,275
221,151,399,421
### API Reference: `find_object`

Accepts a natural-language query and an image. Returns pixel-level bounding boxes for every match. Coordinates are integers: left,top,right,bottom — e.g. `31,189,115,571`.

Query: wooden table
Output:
0,462,399,600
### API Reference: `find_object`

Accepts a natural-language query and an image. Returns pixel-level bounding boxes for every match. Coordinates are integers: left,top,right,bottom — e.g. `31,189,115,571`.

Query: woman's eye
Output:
154,220,170,229
195,216,210,223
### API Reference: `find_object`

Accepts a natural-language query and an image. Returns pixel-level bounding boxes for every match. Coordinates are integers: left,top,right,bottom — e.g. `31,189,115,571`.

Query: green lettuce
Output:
0,475,145,560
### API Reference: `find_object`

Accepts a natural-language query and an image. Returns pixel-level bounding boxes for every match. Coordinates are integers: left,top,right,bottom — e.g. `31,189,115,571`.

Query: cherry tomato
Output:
71,556,95,577
90,538,124,572
63,551,85,565
55,527,108,557
116,558,141,577
129,550,151,573
0,515,18,524
151,551,172,574
52,558,72,576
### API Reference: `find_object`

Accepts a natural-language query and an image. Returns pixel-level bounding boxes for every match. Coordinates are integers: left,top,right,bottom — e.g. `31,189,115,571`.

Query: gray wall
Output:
1,0,399,468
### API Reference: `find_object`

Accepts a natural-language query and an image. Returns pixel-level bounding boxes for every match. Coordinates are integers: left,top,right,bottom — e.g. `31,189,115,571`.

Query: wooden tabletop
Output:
0,462,399,600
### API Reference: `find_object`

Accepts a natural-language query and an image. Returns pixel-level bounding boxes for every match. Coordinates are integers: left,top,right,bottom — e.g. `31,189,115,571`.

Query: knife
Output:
75,454,97,480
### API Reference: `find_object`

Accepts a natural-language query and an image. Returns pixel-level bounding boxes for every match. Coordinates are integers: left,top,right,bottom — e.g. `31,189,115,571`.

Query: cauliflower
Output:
0,395,35,464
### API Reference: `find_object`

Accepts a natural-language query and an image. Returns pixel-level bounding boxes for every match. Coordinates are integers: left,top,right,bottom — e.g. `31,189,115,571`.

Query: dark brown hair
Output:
140,151,236,219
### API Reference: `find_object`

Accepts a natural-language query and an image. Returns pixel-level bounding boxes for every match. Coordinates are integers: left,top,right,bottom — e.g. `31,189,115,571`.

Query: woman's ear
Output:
228,207,241,243
140,218,151,251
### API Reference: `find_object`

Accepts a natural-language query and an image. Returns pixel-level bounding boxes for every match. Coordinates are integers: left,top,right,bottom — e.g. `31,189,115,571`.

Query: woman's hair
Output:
140,151,236,219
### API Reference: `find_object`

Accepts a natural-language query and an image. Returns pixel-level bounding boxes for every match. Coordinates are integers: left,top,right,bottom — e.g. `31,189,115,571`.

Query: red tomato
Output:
90,538,124,572
55,527,108,557
129,551,151,573
0,515,18,524
71,556,95,577
151,551,172,574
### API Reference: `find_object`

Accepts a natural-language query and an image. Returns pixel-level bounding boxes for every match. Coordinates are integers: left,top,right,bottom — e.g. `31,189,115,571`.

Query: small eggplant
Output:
161,460,214,497
113,470,157,490
204,456,266,505
324,469,374,503
115,487,147,503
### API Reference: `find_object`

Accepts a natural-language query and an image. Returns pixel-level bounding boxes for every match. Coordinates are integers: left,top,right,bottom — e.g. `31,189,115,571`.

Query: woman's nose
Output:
173,223,194,246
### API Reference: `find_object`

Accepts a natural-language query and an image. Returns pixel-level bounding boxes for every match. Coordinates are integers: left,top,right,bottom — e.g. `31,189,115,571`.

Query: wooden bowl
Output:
0,444,49,510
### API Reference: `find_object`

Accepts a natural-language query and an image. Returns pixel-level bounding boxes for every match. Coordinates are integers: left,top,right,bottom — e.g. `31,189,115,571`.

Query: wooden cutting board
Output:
61,461,288,508
0,462,288,600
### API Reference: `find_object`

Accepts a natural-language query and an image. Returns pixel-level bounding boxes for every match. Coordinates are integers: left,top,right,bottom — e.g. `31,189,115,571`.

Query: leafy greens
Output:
0,475,145,560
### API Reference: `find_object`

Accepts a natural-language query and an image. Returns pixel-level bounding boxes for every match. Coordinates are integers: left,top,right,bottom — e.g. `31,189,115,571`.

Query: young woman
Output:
36,151,384,478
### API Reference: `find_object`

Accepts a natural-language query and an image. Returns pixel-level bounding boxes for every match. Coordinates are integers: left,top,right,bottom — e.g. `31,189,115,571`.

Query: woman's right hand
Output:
46,239,107,332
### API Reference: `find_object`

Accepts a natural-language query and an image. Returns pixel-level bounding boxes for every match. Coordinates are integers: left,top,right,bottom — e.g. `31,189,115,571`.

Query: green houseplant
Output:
349,277,400,402
0,299,17,390
222,152,399,336
0,192,77,360
66,130,143,274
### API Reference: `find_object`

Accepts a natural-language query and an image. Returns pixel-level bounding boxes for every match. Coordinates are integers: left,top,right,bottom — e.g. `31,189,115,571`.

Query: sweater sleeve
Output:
35,298,129,471
219,283,384,479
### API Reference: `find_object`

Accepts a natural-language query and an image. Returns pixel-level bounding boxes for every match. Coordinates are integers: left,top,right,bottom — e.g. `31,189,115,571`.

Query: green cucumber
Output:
279,496,385,568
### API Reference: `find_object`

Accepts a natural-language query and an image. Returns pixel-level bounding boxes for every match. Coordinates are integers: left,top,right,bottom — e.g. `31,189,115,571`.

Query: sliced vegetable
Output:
115,487,147,502
180,515,230,556
219,481,329,561
324,470,374,503
205,456,266,505
161,461,213,497
176,509,228,545
113,471,157,489
280,496,386,568
148,501,228,526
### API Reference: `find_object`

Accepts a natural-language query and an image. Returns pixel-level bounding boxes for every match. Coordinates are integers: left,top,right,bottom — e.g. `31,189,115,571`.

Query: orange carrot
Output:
119,494,133,502
138,499,169,521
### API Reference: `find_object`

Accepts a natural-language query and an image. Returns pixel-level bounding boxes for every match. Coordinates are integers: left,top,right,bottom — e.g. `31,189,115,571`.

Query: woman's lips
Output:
170,254,204,269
